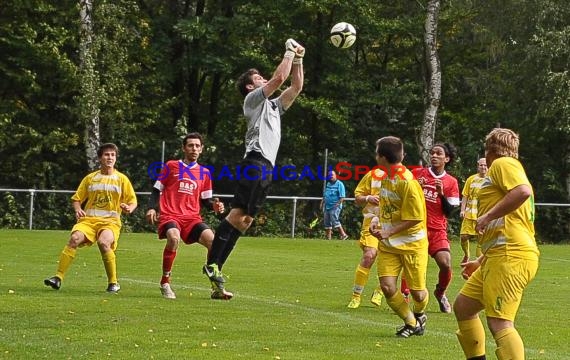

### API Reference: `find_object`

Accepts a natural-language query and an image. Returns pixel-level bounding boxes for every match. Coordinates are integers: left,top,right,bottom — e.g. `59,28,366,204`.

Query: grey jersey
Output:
243,87,284,166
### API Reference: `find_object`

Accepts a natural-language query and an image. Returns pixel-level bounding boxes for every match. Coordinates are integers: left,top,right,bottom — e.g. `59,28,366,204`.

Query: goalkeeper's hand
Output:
285,38,300,52
286,39,305,58
284,38,300,59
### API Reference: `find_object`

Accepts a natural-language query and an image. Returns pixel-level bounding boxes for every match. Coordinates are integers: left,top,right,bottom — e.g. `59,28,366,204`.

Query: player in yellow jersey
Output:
369,136,429,338
347,168,384,309
44,143,137,293
459,158,487,262
454,128,539,360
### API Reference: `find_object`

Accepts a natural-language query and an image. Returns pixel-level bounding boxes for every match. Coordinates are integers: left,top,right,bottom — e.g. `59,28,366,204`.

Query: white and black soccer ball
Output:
330,22,357,49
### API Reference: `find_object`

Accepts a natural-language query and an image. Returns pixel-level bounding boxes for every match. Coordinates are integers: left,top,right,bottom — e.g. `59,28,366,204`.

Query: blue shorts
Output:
323,207,342,229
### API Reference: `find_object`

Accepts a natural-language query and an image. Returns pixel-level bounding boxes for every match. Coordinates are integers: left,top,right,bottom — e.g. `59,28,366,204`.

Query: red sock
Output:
400,278,410,295
437,268,452,295
161,249,177,284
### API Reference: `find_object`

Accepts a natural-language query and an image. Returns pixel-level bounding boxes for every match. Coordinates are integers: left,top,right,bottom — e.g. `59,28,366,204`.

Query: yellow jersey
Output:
71,169,137,226
462,173,486,220
354,168,384,230
478,157,538,260
377,168,428,253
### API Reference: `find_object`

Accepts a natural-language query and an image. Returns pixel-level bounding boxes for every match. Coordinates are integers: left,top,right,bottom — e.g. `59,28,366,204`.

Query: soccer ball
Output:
330,22,357,49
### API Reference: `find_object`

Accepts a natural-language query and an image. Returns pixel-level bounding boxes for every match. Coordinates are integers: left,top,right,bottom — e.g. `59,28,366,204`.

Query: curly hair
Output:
432,142,458,166
485,128,519,159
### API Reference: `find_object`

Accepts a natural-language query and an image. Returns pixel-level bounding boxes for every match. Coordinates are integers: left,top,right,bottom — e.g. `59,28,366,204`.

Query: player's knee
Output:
436,252,452,268
380,281,396,297
362,250,377,266
242,216,252,225
68,232,83,248
198,230,214,248
97,240,113,253
410,289,427,303
166,236,180,250
487,318,513,336
453,294,482,321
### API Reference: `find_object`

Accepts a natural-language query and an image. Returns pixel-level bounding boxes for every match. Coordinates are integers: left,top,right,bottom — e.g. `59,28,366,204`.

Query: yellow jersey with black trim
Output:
478,157,538,260
71,169,137,226
354,168,384,230
377,168,428,252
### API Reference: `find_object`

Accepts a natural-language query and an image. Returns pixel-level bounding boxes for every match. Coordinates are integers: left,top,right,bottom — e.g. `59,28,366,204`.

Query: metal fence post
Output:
28,189,35,230
291,197,298,238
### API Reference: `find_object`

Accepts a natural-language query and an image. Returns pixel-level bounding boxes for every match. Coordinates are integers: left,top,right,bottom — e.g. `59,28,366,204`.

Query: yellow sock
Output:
456,318,486,358
55,245,77,280
102,250,117,284
386,292,415,325
412,290,429,314
461,239,470,258
352,264,370,296
494,327,525,360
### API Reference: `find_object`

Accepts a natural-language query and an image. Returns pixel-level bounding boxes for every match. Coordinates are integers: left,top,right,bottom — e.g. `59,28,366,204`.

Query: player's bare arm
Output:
72,200,86,219
261,39,297,99
280,60,304,110
146,187,161,224
120,203,137,214
201,197,225,214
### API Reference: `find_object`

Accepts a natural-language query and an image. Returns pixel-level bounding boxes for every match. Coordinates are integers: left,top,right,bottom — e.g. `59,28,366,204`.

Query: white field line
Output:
122,277,553,358
539,256,570,262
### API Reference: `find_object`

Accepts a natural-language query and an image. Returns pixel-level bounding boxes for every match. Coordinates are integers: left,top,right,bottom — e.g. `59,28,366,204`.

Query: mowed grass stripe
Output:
1,230,568,359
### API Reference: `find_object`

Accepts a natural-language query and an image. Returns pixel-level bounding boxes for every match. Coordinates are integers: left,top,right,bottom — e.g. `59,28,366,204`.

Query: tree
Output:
419,0,442,164
78,0,100,170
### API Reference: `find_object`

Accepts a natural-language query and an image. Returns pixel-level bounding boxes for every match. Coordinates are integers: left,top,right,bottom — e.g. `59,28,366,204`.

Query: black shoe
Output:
395,323,423,338
44,276,61,290
414,312,427,335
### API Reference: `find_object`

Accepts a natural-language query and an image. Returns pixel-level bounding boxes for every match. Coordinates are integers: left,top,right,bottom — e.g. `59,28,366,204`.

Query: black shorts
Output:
231,152,273,216
161,220,210,244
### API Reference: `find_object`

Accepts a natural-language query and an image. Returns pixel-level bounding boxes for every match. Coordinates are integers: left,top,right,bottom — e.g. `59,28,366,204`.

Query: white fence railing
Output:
0,188,338,237
1,188,570,237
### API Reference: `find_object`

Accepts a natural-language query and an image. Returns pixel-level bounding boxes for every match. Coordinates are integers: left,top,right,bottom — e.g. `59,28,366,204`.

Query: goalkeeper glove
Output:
293,45,305,64
284,38,300,59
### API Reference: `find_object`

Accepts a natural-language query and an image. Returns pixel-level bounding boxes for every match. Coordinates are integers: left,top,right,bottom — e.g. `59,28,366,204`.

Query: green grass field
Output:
1,230,568,359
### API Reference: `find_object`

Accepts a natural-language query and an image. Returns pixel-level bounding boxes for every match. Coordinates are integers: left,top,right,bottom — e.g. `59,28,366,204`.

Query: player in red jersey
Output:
146,133,230,300
412,143,460,313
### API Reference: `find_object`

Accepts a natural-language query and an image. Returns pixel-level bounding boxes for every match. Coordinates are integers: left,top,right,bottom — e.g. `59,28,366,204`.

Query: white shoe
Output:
160,283,176,299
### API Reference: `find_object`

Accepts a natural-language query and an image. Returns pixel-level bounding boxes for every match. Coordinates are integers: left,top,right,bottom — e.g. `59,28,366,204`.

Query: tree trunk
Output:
79,0,100,170
418,0,441,164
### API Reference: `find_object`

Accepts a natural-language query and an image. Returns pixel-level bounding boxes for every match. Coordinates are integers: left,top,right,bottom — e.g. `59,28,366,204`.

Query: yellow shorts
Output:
460,218,477,236
359,228,379,249
460,256,539,321
377,249,428,291
72,218,121,251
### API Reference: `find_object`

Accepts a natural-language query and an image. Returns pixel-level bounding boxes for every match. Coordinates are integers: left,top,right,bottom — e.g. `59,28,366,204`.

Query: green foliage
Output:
1,0,570,239
0,193,26,229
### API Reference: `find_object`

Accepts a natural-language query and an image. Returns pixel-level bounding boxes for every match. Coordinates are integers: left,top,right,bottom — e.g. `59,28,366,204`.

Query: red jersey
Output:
153,160,213,223
412,167,460,231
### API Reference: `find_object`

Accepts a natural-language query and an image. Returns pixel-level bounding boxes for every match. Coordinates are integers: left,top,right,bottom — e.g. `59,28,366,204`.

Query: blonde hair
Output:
485,128,519,159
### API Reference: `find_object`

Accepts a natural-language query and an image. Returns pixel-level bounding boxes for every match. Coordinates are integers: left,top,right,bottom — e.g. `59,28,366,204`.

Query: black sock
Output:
208,220,235,265
219,228,242,269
